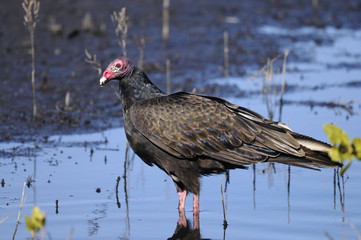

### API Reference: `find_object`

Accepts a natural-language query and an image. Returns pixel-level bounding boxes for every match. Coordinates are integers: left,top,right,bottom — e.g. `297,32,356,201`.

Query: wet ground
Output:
1,0,361,239
1,0,361,141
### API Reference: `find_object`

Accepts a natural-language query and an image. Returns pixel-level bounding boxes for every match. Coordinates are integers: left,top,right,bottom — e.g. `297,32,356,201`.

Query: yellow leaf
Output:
32,206,45,229
25,215,37,238
323,124,351,146
24,206,46,238
353,138,361,160
328,147,342,162
339,128,351,147
324,124,342,145
340,145,353,160
340,160,352,176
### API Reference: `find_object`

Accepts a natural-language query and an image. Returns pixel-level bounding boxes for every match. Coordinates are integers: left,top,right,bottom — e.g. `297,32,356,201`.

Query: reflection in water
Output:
287,166,291,224
0,130,350,240
122,141,133,238
116,133,346,239
264,163,276,189
334,169,346,215
115,145,346,240
168,220,201,240
33,157,37,206
224,170,229,226
253,164,256,210
88,204,107,236
88,219,99,236
168,208,208,240
250,163,346,225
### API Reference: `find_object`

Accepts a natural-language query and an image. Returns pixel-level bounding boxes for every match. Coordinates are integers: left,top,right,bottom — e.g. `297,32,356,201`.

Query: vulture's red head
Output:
100,57,134,87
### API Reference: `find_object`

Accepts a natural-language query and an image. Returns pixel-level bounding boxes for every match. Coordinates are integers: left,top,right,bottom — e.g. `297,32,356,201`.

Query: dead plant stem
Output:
23,0,40,119
0,213,14,224
111,8,128,57
281,50,289,97
30,31,37,118
223,30,230,77
12,182,27,240
66,228,74,240
220,179,227,228
162,0,170,47
166,57,171,94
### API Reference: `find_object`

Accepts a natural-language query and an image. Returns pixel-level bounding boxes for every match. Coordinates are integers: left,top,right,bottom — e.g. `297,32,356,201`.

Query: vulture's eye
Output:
115,63,121,68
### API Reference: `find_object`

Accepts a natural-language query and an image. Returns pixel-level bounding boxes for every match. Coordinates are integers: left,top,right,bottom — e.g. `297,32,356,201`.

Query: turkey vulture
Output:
99,56,339,222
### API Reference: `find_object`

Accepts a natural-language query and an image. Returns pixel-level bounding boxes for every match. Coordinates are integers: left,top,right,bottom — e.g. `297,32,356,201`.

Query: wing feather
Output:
129,92,305,165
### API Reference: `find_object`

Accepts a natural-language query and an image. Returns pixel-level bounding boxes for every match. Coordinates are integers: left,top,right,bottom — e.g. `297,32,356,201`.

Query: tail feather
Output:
269,145,341,169
291,132,331,153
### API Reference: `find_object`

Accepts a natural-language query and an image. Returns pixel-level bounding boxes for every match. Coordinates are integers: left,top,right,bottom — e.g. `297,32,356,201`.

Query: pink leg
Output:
177,190,187,227
193,194,199,229
178,190,187,210
178,208,187,227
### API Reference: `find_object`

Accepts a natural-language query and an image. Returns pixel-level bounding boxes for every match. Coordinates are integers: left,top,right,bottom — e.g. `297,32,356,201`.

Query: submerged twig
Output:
116,176,121,208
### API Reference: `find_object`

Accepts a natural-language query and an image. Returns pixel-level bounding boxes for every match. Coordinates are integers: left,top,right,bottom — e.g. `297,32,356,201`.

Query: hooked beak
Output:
99,76,110,87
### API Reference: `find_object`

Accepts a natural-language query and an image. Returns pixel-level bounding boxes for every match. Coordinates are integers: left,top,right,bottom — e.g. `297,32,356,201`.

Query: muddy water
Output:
1,27,361,239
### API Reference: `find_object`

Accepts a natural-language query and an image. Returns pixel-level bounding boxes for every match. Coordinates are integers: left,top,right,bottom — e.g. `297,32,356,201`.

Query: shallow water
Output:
1,26,361,239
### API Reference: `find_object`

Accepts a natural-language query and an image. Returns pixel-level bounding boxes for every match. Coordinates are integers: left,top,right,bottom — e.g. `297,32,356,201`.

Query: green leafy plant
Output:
323,124,361,175
25,206,46,238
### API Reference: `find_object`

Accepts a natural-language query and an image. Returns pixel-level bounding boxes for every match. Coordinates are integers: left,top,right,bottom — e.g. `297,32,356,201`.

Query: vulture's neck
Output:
118,67,165,111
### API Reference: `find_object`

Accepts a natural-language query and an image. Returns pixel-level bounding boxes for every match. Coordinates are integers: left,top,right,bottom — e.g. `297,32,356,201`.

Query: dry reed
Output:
23,0,40,119
66,228,74,240
136,36,146,69
12,182,27,240
349,220,361,240
0,214,13,224
250,50,289,121
166,57,171,94
220,179,228,228
162,0,170,48
223,30,230,77
111,8,128,57
84,49,102,75
65,91,71,110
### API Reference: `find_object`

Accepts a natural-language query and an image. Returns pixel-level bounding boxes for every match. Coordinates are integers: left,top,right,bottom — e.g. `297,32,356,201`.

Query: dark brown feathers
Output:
129,92,337,169
100,57,340,197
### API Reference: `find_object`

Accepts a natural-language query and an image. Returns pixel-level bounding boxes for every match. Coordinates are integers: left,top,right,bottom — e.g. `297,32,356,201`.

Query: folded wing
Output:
130,92,327,167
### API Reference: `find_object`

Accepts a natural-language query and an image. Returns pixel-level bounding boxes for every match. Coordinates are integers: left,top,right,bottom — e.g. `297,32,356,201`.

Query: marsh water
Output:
1,25,361,239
